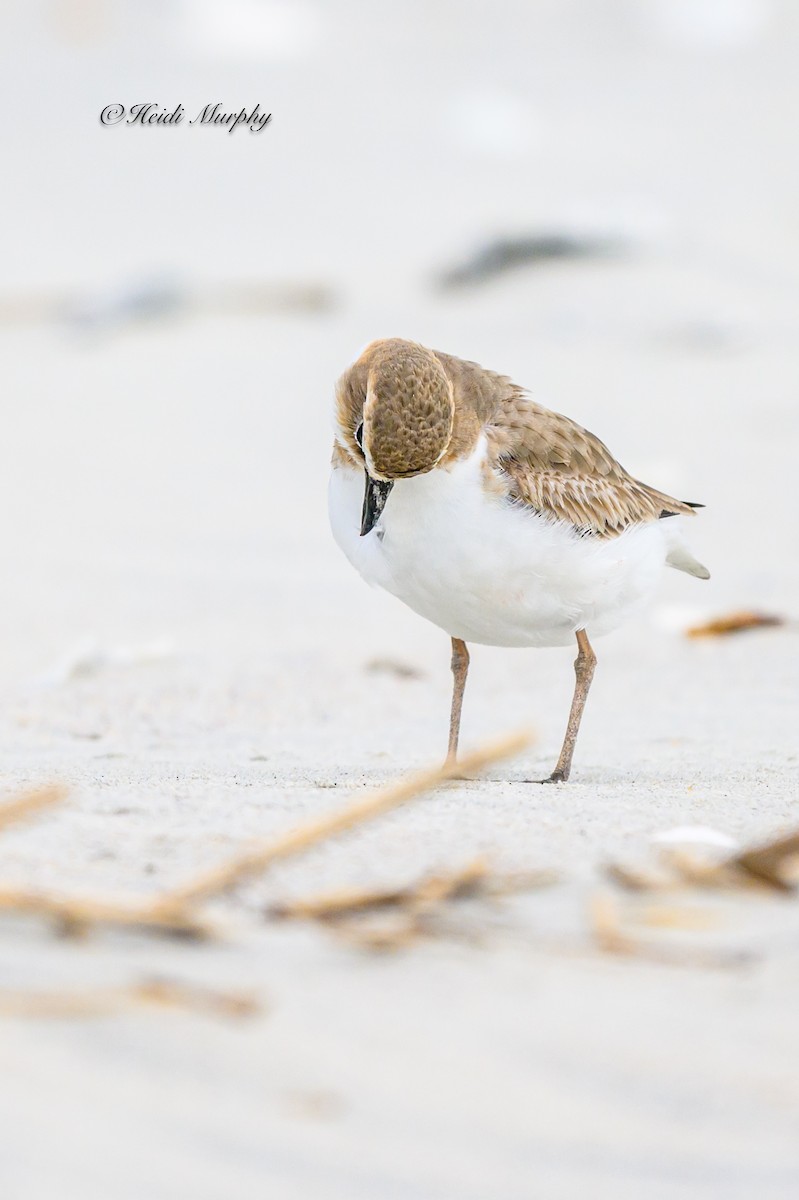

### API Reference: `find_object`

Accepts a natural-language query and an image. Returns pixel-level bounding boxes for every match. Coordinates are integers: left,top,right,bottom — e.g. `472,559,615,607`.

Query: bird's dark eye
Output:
354,421,364,450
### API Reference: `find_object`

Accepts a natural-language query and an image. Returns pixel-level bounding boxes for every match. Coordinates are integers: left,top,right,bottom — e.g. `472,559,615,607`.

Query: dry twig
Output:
154,731,531,911
0,978,259,1020
662,850,746,889
0,786,68,833
272,857,557,953
606,825,799,896
406,858,489,911
604,862,676,892
271,863,556,923
0,887,211,939
365,658,425,680
590,891,636,955
330,914,425,953
732,831,799,892
590,891,748,968
271,883,412,922
636,903,721,931
326,858,490,951
686,611,785,638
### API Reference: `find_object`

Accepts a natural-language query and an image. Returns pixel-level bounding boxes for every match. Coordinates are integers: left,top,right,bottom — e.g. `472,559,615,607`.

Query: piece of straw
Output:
270,883,411,921
155,731,531,909
686,611,785,638
590,891,635,955
0,786,67,833
604,862,673,892
408,858,489,910
731,830,799,892
270,861,555,925
0,979,259,1020
325,857,488,924
0,887,211,939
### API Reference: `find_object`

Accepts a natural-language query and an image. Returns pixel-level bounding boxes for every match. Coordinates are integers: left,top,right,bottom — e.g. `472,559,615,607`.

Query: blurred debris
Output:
269,859,551,919
0,734,537,1021
659,849,749,890
409,858,491,910
604,822,799,967
0,785,67,833
651,825,739,851
436,233,623,289
686,610,786,638
605,861,675,893
153,730,532,911
590,891,635,955
0,787,210,940
0,886,213,940
34,636,175,687
0,978,260,1020
636,903,721,931
607,824,799,896
65,276,183,329
2,734,795,1014
270,859,557,952
733,831,799,893
270,881,411,922
0,733,530,956
332,911,423,953
590,890,749,968
0,276,335,333
365,657,426,680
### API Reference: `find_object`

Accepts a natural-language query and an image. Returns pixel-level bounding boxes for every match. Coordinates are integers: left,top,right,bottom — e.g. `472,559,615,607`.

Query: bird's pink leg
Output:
544,629,596,783
445,637,470,766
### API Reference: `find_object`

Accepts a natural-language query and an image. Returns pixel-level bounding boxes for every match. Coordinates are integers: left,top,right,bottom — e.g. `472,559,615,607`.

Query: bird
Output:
328,338,709,782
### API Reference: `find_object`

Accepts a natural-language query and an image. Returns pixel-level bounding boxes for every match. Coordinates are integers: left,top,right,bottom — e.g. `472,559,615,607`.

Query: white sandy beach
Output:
1,3,798,1197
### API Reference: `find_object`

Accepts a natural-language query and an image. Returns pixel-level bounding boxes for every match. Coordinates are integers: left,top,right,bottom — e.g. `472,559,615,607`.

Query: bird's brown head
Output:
335,339,454,535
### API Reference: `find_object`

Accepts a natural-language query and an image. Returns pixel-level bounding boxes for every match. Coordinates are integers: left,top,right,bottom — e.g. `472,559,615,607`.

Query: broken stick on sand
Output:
153,731,532,911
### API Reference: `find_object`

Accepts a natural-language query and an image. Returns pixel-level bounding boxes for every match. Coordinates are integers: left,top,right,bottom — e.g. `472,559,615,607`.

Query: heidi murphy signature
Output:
99,103,272,133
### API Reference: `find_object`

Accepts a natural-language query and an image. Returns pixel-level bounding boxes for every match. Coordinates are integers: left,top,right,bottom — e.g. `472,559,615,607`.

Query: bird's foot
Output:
523,769,568,784
441,758,471,781
443,752,478,781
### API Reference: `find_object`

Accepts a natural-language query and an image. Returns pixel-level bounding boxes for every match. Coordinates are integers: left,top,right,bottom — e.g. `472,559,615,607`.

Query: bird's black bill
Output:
360,474,394,536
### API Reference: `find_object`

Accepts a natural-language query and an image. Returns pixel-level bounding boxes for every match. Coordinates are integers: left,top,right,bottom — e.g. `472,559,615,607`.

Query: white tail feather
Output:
666,544,710,579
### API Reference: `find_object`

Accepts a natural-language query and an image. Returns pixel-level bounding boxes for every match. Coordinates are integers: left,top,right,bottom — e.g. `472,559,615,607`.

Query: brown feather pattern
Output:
334,340,697,539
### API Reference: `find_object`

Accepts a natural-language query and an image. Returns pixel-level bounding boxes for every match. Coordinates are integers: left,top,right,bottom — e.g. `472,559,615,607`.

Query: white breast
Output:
328,439,670,648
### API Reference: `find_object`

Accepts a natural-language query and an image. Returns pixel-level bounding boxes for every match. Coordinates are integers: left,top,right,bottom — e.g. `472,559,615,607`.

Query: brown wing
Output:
337,342,698,537
484,389,697,538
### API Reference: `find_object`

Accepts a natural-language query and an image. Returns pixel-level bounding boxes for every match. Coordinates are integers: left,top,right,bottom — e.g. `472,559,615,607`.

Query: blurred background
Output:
1,3,798,1198
3,0,797,685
